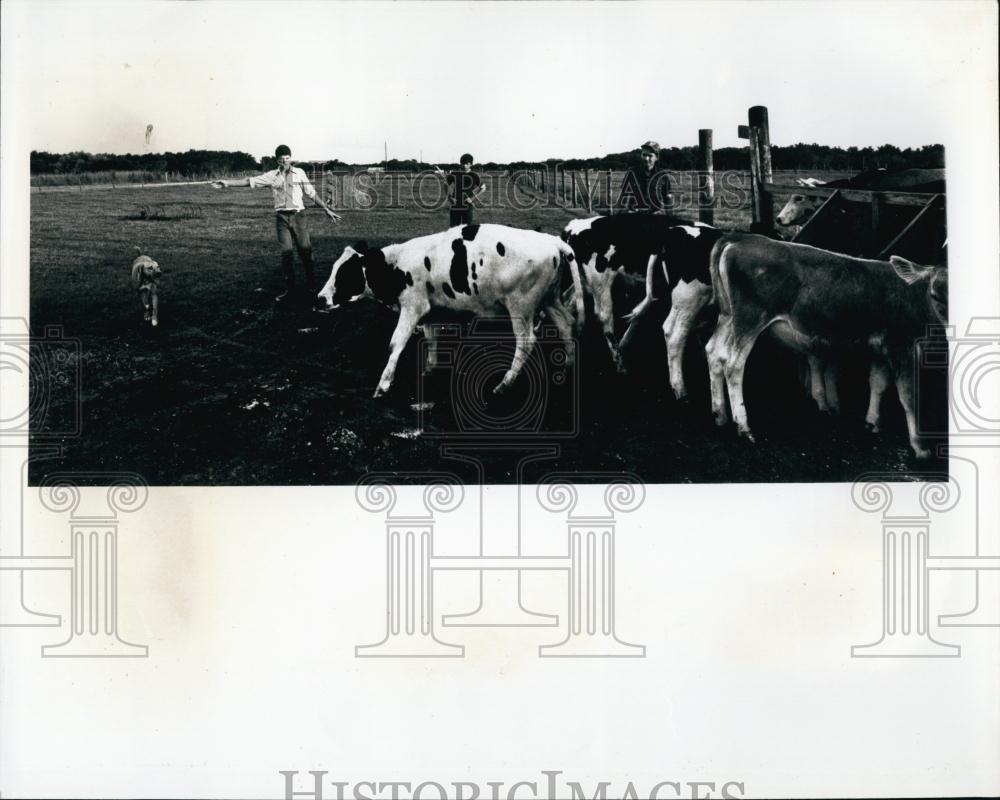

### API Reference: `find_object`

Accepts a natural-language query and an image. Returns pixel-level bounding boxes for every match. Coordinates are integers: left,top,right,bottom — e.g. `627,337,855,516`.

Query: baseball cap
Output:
639,140,660,154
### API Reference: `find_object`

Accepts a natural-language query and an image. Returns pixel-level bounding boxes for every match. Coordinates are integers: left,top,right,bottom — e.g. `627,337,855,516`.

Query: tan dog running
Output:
130,247,162,327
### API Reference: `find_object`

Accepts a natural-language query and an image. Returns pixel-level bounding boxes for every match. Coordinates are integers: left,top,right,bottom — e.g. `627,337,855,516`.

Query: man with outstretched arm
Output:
212,144,341,303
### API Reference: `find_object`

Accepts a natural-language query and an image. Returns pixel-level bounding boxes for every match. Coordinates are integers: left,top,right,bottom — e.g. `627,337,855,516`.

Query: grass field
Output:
28,173,940,485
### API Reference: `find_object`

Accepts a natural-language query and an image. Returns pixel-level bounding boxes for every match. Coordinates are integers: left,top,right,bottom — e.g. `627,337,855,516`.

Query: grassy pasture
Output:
28,173,934,485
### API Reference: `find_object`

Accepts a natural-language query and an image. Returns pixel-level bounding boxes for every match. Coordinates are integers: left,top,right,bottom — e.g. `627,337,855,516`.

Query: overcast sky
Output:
4,0,997,164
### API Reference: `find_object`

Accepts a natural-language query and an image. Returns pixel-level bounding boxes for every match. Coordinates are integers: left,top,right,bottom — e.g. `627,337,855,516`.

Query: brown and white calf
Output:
317,223,584,397
130,248,162,327
705,233,947,458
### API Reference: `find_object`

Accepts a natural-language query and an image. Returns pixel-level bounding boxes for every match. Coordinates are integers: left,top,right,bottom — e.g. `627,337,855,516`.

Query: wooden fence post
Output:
584,169,593,213
698,129,715,225
606,170,613,214
748,105,774,231
571,172,578,207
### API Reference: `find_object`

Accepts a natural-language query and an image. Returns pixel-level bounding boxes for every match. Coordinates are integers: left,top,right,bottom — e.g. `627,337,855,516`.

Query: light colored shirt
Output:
248,165,317,211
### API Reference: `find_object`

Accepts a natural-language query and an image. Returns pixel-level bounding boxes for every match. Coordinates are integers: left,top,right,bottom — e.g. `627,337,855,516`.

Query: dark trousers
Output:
449,205,475,227
275,210,314,288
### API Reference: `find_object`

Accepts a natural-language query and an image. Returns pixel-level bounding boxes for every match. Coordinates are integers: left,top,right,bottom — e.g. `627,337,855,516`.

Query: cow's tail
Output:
561,244,585,334
708,237,734,317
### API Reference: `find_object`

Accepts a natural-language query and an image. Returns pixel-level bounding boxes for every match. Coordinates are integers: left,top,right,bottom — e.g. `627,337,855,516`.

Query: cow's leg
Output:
140,288,151,321
725,322,773,442
150,286,159,327
495,313,538,394
807,355,831,412
420,324,439,376
665,279,711,401
374,307,421,398
894,357,931,459
822,360,840,414
592,274,624,373
705,318,731,426
865,359,891,433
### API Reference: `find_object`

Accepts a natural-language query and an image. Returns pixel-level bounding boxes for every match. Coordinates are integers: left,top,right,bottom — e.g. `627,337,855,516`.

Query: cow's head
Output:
776,194,818,226
316,242,372,310
889,255,948,324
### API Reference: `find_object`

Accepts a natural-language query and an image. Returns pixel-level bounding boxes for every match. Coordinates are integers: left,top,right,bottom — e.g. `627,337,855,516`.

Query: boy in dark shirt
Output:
619,140,674,214
436,153,485,227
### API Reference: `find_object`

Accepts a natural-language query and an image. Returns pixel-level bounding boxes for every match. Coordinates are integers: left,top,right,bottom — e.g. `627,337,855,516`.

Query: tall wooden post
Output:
748,106,774,232
698,129,715,225
584,169,593,213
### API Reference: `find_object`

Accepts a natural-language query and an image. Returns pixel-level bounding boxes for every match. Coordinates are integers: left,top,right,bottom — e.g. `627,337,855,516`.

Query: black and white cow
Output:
705,233,948,458
317,223,584,397
560,212,704,371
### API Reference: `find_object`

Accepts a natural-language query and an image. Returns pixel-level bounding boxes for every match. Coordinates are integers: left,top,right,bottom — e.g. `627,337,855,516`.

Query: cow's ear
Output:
353,240,369,255
890,255,930,285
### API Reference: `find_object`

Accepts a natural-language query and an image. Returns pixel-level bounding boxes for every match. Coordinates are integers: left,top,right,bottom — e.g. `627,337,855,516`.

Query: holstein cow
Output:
316,224,584,397
705,234,947,458
560,213,705,372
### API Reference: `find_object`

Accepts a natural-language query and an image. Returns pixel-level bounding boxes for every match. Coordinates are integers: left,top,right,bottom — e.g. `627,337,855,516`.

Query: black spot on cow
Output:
442,282,456,299
496,241,505,256
450,238,472,295
362,248,412,306
553,256,558,269
564,213,696,277
424,256,432,271
427,283,435,294
473,282,479,295
331,253,366,305
461,224,480,241
657,225,725,296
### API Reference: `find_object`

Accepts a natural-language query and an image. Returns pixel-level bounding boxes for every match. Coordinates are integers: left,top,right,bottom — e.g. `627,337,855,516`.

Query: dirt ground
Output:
27,174,946,485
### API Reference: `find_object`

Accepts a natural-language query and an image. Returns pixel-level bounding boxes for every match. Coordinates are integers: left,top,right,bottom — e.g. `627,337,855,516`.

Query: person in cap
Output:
618,140,674,214
435,153,486,227
211,144,341,303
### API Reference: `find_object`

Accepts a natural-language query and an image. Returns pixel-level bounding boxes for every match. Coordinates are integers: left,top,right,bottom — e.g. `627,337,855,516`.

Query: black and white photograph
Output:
1,1,998,798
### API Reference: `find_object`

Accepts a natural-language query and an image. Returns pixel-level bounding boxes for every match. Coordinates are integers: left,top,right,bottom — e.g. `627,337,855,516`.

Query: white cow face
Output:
317,245,369,310
776,194,817,226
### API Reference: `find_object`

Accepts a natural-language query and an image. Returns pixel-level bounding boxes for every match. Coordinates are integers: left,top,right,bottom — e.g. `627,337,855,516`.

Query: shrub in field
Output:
126,203,205,221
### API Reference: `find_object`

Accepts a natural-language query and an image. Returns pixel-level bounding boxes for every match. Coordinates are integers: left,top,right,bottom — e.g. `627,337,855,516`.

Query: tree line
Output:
32,142,944,176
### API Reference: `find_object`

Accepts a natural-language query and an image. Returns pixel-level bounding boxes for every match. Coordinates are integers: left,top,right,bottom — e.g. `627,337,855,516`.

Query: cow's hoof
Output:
865,421,881,434
672,389,688,403
738,429,756,444
713,412,728,427
492,382,509,396
913,445,933,460
151,319,158,327
373,387,387,399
